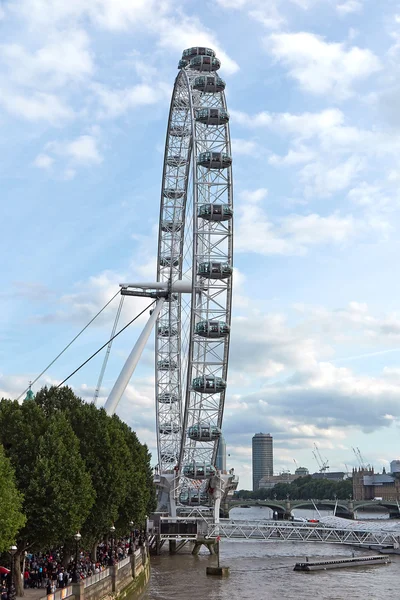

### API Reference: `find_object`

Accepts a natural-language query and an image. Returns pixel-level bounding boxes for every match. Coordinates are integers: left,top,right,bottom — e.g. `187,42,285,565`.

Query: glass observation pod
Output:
179,490,209,504
192,375,226,394
197,261,233,279
161,452,176,463
198,203,233,222
195,320,230,338
195,108,229,126
160,256,179,267
178,58,188,69
158,358,178,371
198,151,232,170
166,155,188,167
182,47,216,59
159,423,180,435
192,75,226,93
161,220,183,233
158,323,178,337
158,392,179,404
188,424,221,441
170,125,190,137
183,462,217,479
189,56,221,73
163,188,185,199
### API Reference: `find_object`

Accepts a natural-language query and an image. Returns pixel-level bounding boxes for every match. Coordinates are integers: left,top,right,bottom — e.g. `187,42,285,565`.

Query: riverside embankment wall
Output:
39,548,149,600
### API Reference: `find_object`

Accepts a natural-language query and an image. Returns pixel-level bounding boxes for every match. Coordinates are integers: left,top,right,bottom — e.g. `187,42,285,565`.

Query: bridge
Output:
150,516,400,553
225,499,400,520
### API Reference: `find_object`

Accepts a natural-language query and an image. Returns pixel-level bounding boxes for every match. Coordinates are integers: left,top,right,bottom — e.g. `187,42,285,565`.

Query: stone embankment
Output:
36,548,149,600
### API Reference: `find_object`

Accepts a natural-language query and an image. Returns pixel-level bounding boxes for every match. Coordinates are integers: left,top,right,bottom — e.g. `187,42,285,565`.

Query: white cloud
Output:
300,155,365,197
231,138,260,155
0,30,93,89
0,89,73,122
93,83,164,118
266,32,381,99
33,154,54,169
64,135,103,164
336,0,363,15
235,189,359,255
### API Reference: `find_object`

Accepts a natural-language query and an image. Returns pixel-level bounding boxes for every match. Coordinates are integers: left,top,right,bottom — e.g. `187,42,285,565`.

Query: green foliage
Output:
0,386,156,553
0,444,26,552
236,476,353,501
25,414,95,549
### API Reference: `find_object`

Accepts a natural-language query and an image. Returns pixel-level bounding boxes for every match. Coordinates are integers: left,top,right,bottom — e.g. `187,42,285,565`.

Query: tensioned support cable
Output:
56,300,155,389
93,295,125,405
15,289,122,401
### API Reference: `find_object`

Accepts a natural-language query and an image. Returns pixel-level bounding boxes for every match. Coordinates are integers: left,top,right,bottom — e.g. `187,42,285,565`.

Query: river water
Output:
142,507,400,600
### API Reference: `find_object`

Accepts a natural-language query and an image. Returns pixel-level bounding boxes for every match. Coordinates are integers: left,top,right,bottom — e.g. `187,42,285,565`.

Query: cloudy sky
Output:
2,0,400,489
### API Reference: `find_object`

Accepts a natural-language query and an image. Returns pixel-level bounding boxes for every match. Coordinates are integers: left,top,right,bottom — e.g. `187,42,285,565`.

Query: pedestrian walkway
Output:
19,588,44,600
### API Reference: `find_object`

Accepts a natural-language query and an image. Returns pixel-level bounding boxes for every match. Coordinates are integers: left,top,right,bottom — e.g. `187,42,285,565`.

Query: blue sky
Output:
2,0,400,489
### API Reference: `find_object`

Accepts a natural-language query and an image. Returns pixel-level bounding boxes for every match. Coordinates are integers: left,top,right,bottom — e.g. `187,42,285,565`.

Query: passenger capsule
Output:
192,375,226,394
188,424,221,441
158,392,179,404
178,59,188,69
161,220,183,232
198,151,232,169
197,261,233,279
163,188,185,199
195,320,230,338
158,358,178,371
161,452,177,463
198,203,233,222
195,108,229,126
160,256,179,267
182,47,216,59
183,462,216,479
192,75,225,93
159,422,180,435
166,155,188,167
170,125,190,137
189,56,221,72
179,490,209,505
158,323,178,337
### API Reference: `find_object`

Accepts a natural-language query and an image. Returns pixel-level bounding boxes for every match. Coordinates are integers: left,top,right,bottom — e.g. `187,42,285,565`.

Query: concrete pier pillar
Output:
169,540,176,554
72,580,85,600
111,564,118,592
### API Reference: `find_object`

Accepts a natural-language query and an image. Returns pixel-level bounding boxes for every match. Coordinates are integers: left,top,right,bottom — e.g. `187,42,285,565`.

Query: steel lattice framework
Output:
155,48,233,505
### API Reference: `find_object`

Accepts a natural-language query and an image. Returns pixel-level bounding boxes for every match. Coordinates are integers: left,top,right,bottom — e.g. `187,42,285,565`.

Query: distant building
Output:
259,472,297,489
311,472,345,481
216,436,226,471
252,433,273,491
390,460,400,474
295,466,309,477
353,468,400,501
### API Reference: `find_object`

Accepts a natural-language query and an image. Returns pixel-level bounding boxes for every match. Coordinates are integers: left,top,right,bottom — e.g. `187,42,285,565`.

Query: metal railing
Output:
83,567,111,588
117,556,131,570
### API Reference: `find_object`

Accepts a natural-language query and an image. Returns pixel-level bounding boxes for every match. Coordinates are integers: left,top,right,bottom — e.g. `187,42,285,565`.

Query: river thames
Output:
143,507,400,600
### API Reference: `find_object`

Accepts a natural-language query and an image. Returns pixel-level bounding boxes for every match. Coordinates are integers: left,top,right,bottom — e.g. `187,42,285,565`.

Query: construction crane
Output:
352,447,370,470
312,443,330,475
293,458,299,471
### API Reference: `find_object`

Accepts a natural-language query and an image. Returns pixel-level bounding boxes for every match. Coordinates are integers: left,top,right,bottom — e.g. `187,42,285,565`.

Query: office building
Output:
216,436,226,471
390,460,400,474
252,432,273,491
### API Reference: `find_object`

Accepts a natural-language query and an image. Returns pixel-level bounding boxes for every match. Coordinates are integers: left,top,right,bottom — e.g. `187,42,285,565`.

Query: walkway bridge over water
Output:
150,516,400,554
226,499,400,520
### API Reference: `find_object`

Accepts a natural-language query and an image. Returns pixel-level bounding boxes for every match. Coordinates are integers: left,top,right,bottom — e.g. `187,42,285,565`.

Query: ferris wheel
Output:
103,47,234,515
155,47,233,507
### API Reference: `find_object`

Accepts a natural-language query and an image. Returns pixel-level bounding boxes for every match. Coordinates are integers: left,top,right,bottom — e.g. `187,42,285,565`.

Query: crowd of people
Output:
1,531,146,600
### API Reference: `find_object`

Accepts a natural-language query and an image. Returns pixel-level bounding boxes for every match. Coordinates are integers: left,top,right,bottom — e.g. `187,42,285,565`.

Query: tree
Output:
0,444,26,552
25,414,95,549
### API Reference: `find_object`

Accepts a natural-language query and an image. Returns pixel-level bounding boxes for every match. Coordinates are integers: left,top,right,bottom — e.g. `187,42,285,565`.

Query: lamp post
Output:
128,521,134,555
8,545,17,600
72,532,81,583
109,524,116,566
